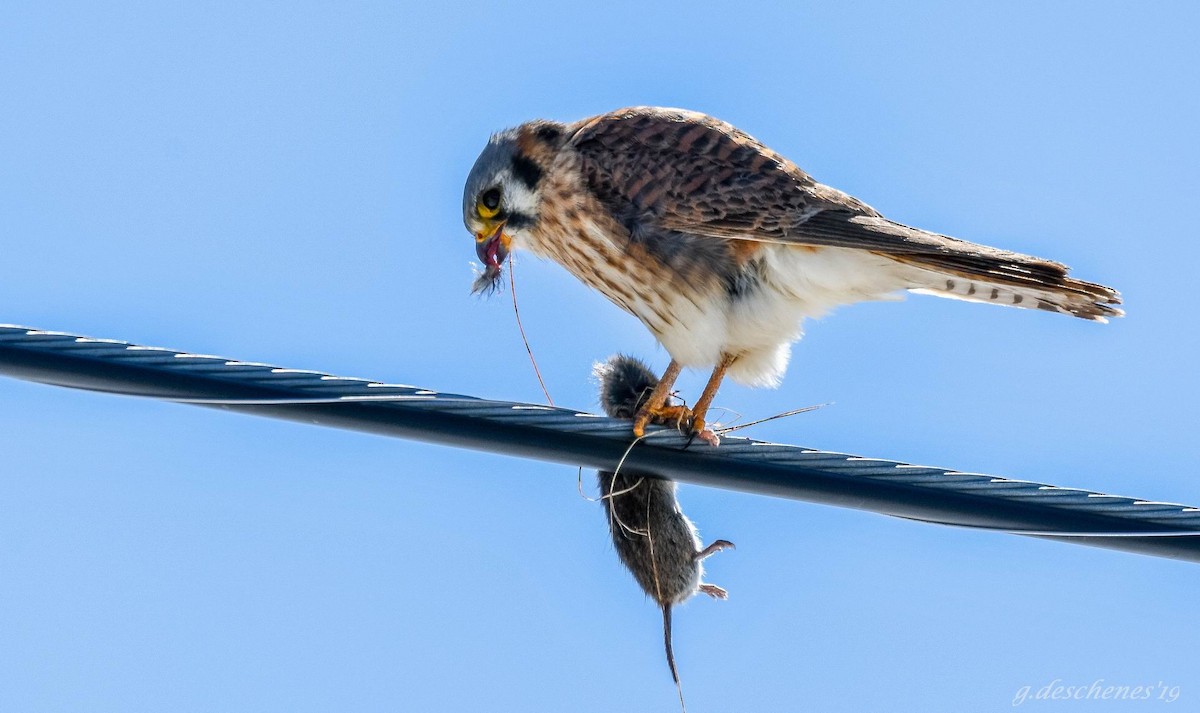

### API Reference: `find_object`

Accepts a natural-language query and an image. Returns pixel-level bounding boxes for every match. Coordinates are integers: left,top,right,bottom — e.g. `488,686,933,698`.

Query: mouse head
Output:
594,354,667,419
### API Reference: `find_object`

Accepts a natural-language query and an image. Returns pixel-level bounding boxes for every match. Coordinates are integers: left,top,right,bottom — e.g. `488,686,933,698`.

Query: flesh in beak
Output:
475,223,509,268
471,223,509,294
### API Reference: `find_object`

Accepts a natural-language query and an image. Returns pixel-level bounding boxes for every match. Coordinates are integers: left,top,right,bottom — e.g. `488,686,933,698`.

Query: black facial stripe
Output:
506,211,536,230
510,155,543,190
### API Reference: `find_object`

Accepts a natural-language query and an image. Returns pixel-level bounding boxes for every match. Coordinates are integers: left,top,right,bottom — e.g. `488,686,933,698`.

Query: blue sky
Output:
2,2,1197,710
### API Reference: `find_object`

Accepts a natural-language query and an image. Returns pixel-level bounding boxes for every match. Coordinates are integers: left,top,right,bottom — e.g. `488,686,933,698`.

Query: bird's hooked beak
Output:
475,220,510,270
471,220,510,294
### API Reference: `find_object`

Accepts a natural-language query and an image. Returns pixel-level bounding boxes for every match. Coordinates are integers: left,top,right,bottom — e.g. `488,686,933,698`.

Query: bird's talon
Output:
691,418,720,447
632,403,696,439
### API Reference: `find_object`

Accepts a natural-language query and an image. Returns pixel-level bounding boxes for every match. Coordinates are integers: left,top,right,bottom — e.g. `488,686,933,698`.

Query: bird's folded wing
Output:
568,107,1118,307
665,209,1120,307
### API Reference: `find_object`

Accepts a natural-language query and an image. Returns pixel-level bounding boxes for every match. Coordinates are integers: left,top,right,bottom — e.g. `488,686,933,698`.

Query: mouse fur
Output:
593,354,733,691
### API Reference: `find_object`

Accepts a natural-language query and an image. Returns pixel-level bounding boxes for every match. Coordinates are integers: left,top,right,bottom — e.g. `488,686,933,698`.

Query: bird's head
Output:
463,120,567,293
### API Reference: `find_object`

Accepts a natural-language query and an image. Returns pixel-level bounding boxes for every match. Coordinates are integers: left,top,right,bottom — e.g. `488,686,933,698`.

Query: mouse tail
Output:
663,604,679,684
663,604,687,713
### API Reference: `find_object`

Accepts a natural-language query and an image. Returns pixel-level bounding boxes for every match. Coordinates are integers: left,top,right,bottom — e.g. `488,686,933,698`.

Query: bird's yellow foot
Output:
631,403,695,438
632,405,721,446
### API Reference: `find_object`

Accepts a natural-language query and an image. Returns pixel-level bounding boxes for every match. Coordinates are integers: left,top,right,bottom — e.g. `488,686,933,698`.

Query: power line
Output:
2,323,1198,563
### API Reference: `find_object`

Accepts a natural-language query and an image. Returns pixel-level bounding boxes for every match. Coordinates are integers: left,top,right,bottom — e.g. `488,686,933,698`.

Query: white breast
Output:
521,215,912,388
717,244,911,386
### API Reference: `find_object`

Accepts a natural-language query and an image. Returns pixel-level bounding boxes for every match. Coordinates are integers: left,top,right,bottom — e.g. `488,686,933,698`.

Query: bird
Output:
462,107,1122,445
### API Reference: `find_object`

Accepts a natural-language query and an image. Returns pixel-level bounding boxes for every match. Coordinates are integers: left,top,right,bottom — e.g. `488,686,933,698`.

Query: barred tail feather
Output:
906,268,1123,322
800,216,1127,322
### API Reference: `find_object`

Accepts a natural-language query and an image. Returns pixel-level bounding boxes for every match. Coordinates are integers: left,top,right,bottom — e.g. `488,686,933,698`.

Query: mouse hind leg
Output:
695,539,735,561
695,539,734,600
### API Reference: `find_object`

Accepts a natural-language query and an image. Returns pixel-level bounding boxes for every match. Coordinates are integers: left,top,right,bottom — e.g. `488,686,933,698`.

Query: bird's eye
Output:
477,188,501,218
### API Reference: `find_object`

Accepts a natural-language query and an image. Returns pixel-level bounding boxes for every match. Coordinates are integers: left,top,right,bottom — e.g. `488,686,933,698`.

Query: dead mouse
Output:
593,354,734,704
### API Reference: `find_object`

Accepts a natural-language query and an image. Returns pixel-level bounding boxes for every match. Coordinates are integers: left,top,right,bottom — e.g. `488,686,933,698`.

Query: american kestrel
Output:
462,107,1122,444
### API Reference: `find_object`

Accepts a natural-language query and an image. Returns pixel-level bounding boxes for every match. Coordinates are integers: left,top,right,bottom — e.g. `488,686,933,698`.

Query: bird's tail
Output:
791,211,1123,321
898,259,1124,322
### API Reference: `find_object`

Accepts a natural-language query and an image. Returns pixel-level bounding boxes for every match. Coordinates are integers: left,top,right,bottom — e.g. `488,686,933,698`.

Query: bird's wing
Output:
568,107,1121,316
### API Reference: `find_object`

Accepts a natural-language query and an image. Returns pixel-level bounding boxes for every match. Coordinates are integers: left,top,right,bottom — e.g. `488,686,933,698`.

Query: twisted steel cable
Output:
1,323,1198,563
